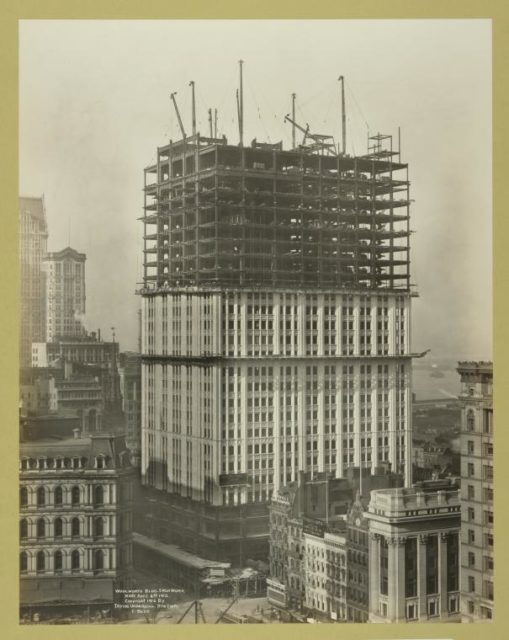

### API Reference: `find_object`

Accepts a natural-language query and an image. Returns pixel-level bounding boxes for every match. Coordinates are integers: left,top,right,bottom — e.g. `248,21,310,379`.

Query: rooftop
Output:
367,483,460,521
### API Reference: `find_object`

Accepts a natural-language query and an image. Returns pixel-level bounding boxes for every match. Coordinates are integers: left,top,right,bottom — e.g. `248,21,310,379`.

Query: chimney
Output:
98,328,101,341
73,428,80,439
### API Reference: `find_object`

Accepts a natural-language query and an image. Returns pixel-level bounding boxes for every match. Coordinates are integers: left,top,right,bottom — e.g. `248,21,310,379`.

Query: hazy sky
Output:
19,19,492,358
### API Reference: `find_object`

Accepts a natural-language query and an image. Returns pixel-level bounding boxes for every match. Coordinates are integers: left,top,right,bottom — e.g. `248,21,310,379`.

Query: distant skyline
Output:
19,19,492,358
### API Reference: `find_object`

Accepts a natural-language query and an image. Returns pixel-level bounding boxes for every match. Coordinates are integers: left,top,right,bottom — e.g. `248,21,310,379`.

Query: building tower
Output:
44,247,87,342
458,361,493,622
365,480,461,623
19,196,48,368
139,82,415,562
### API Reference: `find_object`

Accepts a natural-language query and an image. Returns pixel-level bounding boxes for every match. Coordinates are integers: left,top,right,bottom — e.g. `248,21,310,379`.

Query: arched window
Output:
20,552,28,573
37,486,45,506
20,518,28,539
54,517,63,538
94,517,104,538
96,456,104,469
54,550,63,572
71,550,80,570
36,551,45,572
94,485,104,506
71,517,80,537
54,486,63,506
20,487,28,507
71,486,80,505
467,410,475,432
36,518,45,538
94,549,104,571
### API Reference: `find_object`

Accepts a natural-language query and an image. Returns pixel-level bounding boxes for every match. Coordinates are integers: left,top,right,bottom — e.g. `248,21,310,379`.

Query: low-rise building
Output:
19,429,136,621
365,479,461,623
268,468,401,620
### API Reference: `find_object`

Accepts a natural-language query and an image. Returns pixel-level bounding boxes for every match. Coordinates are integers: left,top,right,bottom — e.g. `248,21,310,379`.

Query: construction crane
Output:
284,114,336,155
170,92,187,139
284,113,309,146
189,81,196,138
338,75,346,155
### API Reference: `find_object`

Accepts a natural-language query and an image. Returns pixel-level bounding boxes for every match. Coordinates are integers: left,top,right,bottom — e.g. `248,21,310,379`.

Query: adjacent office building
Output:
458,361,493,622
44,247,87,342
20,196,48,368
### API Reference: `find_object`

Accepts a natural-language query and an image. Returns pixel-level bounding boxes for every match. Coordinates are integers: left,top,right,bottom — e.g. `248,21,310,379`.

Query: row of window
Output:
20,549,103,573
20,485,105,507
20,516,110,539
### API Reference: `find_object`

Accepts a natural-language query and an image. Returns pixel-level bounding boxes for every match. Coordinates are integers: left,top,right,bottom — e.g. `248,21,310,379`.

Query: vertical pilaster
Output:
418,534,428,620
368,533,380,617
439,532,448,618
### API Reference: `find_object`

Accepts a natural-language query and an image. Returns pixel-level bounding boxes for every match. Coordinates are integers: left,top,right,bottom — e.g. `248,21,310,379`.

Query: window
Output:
54,550,63,573
36,518,45,538
407,604,416,620
468,601,475,615
468,529,475,544
20,487,28,507
37,487,45,506
467,410,475,431
428,600,437,617
54,486,63,505
94,517,104,538
36,551,45,572
449,596,458,613
467,485,475,500
468,575,475,592
484,580,494,600
94,549,104,572
71,549,80,571
71,486,80,505
20,552,28,573
468,507,475,521
94,485,104,506
467,463,475,477
71,517,80,537
468,552,475,567
54,517,63,538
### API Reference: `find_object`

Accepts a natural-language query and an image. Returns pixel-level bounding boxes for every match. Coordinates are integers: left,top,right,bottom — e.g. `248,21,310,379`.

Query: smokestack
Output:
98,328,101,341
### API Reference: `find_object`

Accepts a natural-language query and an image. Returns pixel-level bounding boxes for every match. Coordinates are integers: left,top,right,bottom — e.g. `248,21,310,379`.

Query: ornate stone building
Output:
19,431,135,619
365,480,461,623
